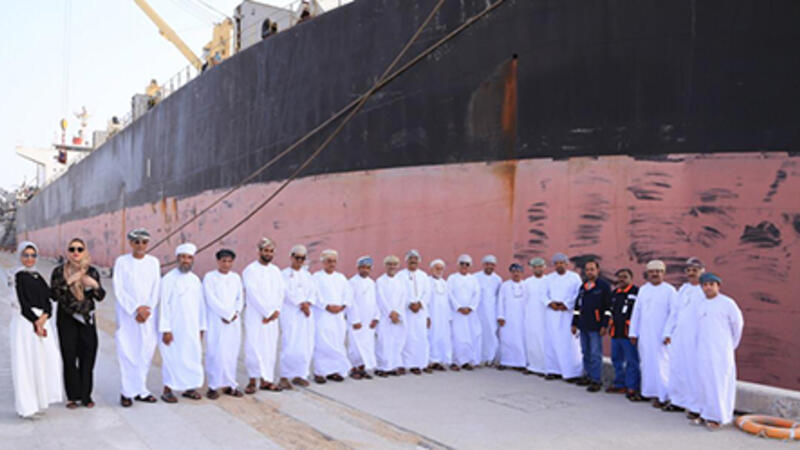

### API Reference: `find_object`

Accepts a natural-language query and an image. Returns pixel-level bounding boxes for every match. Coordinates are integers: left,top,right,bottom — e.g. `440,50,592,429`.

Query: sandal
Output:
260,382,282,392
410,368,422,375
291,377,310,387
135,394,158,403
66,401,79,410
84,401,95,409
462,364,474,371
161,392,178,404
182,390,202,400
278,378,293,390
244,383,257,395
661,403,684,412
120,395,133,408
314,375,327,384
375,370,388,378
206,389,220,400
705,421,721,431
422,367,433,374
449,364,461,372
326,373,344,382
362,372,374,380
222,387,244,398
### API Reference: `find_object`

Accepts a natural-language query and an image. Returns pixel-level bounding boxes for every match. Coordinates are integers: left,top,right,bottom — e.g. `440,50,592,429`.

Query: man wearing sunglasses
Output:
113,228,162,407
278,245,318,390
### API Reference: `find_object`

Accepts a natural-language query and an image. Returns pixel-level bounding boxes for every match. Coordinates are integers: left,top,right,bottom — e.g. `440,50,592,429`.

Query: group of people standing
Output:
8,228,744,432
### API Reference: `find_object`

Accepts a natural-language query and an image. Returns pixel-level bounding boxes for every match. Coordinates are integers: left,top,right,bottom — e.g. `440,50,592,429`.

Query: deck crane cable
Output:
154,0,508,263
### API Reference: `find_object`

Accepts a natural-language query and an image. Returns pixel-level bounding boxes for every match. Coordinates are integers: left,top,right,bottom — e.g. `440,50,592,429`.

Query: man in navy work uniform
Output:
606,268,643,401
571,259,612,392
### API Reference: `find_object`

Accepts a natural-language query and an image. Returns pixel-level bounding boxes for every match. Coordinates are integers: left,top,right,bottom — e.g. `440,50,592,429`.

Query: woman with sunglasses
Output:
50,238,106,409
9,241,64,418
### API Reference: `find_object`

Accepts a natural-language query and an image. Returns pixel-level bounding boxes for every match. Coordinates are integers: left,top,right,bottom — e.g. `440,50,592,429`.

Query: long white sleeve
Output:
203,273,236,320
113,257,138,316
629,288,642,338
497,284,507,320
728,299,745,349
243,266,271,319
158,274,173,333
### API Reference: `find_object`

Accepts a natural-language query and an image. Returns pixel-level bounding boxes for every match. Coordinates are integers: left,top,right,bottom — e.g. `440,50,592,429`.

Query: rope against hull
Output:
158,0,508,264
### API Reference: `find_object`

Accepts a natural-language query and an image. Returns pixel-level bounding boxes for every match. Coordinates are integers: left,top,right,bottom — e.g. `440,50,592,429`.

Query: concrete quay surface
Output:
0,252,793,449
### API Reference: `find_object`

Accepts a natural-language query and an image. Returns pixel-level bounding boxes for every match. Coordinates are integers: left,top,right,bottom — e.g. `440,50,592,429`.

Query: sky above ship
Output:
0,0,348,190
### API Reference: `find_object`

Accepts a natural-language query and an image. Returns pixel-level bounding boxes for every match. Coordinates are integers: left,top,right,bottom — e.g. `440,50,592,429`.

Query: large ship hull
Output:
17,0,800,390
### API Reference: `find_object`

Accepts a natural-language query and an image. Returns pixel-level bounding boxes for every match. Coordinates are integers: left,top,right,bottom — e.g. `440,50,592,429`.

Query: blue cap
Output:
356,255,373,267
699,272,722,284
509,263,523,272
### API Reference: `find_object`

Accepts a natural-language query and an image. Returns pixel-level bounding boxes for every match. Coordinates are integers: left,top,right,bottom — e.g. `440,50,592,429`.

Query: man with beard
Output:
375,255,407,377
243,238,285,394
543,253,582,382
571,259,612,392
427,259,452,371
158,243,206,403
399,250,432,375
629,260,679,409
663,257,705,416
474,255,501,367
497,263,527,370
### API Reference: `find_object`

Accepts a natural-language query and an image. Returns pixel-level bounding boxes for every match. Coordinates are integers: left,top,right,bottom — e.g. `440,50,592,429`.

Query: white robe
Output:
399,268,430,369
474,271,502,364
113,253,161,398
203,269,243,390
447,272,481,366
348,275,378,370
10,305,63,417
695,293,744,424
375,273,407,371
312,270,353,376
497,279,527,367
280,267,317,379
158,269,207,390
427,276,452,365
243,261,285,382
629,281,678,402
665,282,704,411
523,274,548,373
543,271,583,378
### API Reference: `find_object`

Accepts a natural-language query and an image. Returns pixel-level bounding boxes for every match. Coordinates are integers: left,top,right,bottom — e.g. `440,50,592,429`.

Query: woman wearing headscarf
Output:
50,238,105,409
8,241,64,417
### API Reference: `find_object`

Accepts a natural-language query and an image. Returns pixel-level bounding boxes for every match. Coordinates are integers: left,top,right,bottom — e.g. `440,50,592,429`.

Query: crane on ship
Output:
133,0,233,71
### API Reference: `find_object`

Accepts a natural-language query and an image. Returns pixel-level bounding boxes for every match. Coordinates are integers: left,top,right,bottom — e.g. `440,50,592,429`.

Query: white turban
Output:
429,259,445,269
552,252,569,263
383,255,400,265
175,242,197,256
482,254,497,264
457,254,473,265
320,249,338,261
290,244,308,256
258,237,275,250
646,260,666,271
405,249,421,262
